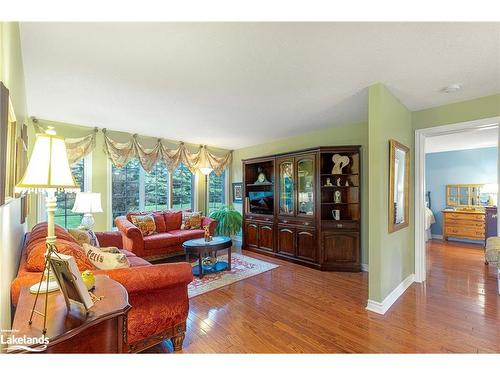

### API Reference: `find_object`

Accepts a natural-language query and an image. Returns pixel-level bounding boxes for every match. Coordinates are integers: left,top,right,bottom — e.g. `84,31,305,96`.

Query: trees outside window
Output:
208,170,226,213
112,159,140,220
54,158,86,228
171,163,194,210
111,161,193,222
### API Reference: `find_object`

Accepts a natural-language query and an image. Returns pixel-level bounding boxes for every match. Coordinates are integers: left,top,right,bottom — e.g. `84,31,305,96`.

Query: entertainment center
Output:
242,146,362,271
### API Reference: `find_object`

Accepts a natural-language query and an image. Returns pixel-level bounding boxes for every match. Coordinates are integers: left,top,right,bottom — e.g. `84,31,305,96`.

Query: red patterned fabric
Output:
25,223,96,272
143,233,179,249
116,211,218,259
11,227,193,349
167,229,206,242
95,231,123,248
163,211,182,231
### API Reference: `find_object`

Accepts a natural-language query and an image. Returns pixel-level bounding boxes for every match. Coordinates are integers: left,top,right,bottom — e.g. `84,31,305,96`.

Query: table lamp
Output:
15,126,79,333
72,192,103,230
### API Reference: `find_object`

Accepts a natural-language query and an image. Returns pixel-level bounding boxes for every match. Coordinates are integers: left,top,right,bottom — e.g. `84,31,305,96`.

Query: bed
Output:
425,191,436,241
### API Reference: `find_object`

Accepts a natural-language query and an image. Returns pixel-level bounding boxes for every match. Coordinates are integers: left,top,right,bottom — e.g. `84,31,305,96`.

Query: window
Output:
54,158,87,228
208,170,226,213
171,163,194,210
111,159,141,220
145,162,169,211
111,160,192,222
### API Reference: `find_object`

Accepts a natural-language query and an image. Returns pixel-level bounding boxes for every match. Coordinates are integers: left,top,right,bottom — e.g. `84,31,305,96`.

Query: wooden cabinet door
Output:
258,224,274,251
277,226,295,256
322,231,359,264
278,157,295,216
244,222,259,248
296,229,316,262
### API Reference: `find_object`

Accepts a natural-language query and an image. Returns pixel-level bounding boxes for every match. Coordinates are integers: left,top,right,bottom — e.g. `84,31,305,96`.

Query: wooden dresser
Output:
442,210,485,242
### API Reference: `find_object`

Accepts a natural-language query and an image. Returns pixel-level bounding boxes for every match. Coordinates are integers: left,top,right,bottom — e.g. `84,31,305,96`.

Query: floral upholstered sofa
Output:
115,210,218,260
11,222,193,352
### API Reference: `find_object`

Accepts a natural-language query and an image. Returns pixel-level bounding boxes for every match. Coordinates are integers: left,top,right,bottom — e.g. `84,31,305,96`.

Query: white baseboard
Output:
431,234,443,240
361,263,369,272
365,273,415,315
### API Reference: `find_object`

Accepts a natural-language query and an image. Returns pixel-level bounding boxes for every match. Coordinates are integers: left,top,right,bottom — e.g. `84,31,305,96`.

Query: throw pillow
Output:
82,243,131,270
181,211,202,230
130,214,156,236
68,228,100,247
163,210,183,231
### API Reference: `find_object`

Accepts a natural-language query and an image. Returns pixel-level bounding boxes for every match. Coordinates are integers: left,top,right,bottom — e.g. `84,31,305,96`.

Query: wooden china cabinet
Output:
242,146,361,271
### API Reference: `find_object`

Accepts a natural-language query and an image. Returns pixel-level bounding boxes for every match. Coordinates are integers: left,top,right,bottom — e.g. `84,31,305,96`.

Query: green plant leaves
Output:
209,205,243,236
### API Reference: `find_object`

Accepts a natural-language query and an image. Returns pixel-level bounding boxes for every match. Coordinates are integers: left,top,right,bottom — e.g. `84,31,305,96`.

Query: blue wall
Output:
425,147,498,236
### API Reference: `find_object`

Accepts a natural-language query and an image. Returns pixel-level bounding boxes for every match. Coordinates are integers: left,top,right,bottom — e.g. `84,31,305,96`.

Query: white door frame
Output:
414,116,500,283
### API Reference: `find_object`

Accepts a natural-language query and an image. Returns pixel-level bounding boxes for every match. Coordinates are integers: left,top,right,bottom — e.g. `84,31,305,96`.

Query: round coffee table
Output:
183,236,232,278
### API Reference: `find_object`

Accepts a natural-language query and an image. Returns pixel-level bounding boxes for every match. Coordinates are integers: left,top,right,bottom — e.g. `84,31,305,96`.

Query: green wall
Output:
27,120,231,231
0,22,29,335
412,93,500,129
230,121,369,264
367,83,414,303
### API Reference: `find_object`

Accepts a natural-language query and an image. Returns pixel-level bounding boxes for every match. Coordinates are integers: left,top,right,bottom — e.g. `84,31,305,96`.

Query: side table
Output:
8,275,131,353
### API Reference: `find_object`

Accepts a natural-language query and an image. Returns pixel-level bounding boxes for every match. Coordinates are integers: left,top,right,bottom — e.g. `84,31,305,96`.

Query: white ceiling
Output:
20,22,500,149
425,126,499,153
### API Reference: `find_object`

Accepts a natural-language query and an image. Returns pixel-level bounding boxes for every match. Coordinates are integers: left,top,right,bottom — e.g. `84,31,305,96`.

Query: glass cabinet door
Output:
279,159,294,215
297,157,314,216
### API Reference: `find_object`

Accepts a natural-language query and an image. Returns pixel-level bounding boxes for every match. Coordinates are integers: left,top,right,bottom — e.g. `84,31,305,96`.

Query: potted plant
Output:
208,205,243,237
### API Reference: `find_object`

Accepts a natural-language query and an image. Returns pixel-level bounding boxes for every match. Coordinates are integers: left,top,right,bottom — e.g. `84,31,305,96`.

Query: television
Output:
248,191,274,215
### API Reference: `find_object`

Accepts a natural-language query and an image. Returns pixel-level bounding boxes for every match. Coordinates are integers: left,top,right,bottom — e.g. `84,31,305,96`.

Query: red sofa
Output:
115,210,217,260
11,222,193,353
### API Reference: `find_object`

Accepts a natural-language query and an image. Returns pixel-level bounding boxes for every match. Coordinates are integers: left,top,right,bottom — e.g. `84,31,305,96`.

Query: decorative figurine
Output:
204,225,212,242
254,167,271,184
336,177,341,186
334,190,342,204
332,209,340,221
325,178,333,187
345,180,349,187
331,154,350,174
81,270,96,291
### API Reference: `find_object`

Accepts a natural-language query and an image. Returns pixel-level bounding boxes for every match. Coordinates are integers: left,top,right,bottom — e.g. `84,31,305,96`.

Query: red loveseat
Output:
11,222,193,353
115,210,218,260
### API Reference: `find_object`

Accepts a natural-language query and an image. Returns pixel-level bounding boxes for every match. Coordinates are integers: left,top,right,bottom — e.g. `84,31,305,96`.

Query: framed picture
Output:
388,139,410,233
49,253,94,311
232,182,243,203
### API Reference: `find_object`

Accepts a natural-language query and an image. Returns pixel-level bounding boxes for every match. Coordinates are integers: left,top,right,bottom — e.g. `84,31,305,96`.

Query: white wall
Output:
0,198,27,336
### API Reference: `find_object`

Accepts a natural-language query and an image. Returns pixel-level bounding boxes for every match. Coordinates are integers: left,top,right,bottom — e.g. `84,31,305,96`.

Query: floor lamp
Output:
199,145,214,216
15,127,79,333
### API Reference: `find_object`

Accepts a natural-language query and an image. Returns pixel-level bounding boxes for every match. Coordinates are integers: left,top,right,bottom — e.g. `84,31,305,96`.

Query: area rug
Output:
188,253,278,298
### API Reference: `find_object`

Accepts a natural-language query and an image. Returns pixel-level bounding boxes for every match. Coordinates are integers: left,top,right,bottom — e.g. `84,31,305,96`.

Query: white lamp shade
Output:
199,167,213,175
15,129,78,192
72,192,103,214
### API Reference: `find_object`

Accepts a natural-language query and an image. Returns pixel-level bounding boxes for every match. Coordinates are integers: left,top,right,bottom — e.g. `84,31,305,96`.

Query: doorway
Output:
414,116,500,282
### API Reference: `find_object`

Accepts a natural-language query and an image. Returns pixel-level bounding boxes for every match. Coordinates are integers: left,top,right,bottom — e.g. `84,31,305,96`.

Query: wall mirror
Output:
389,139,410,233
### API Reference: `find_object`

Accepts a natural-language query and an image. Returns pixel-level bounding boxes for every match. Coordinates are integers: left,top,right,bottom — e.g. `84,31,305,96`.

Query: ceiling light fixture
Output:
442,84,462,93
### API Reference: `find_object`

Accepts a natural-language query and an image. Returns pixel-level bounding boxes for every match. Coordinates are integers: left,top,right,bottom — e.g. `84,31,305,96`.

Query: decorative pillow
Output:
26,239,96,272
82,243,130,270
181,211,202,230
163,210,183,231
127,211,166,233
68,228,100,247
130,214,156,236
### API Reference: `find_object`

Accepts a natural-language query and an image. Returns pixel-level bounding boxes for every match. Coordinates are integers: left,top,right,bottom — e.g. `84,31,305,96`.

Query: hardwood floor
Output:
145,240,499,353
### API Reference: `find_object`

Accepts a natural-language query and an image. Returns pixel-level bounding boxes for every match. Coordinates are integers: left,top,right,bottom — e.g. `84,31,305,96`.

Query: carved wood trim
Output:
127,321,187,353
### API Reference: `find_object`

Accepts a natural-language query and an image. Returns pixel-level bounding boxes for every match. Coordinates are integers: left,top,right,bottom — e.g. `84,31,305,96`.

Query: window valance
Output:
33,123,231,175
